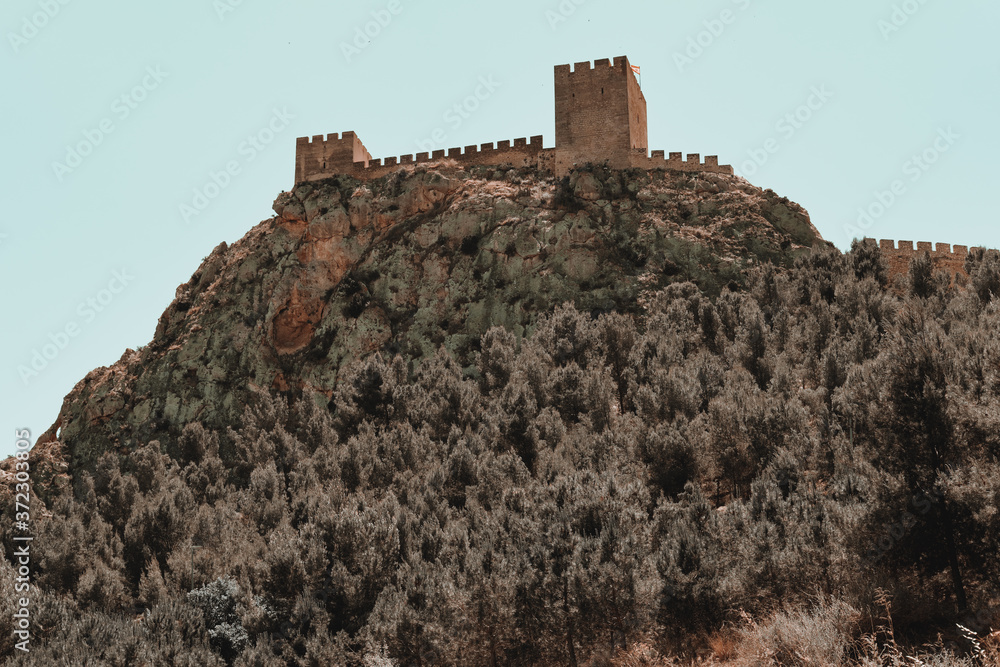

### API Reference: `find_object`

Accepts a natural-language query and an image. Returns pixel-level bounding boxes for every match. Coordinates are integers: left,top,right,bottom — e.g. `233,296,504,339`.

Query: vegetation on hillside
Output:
3,242,1000,665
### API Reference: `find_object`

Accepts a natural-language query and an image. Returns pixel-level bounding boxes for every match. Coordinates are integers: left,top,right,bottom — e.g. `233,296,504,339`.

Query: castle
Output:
294,56,734,185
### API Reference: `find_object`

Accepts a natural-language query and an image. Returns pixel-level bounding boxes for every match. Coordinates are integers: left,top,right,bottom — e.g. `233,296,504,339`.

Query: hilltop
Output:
38,164,821,474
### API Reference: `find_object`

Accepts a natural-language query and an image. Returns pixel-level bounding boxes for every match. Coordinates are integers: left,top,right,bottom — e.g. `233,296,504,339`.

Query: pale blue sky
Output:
2,0,997,458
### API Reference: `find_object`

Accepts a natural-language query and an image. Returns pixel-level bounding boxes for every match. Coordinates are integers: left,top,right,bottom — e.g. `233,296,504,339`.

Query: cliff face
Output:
40,164,823,471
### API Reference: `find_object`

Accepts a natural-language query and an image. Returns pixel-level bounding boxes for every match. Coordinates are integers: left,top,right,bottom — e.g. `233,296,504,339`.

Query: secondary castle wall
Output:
868,238,981,282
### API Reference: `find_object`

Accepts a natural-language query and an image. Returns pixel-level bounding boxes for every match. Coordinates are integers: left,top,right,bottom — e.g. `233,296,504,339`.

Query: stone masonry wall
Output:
297,135,549,183
626,59,648,154
633,150,733,174
868,238,981,283
295,131,372,185
554,56,643,174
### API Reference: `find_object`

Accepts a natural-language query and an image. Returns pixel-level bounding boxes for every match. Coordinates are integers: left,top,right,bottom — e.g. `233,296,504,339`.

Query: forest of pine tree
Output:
3,241,1000,665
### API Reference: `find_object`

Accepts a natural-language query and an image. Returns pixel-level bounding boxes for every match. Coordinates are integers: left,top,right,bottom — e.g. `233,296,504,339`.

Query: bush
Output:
735,600,860,666
188,577,249,662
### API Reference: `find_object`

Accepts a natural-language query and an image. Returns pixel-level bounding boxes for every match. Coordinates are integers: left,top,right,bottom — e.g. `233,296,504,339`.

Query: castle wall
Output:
299,136,548,183
868,238,980,283
636,150,733,174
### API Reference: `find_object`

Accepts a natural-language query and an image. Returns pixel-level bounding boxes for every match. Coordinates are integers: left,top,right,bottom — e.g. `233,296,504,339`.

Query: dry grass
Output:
608,642,679,666
706,630,740,662
579,592,1000,667
730,599,861,666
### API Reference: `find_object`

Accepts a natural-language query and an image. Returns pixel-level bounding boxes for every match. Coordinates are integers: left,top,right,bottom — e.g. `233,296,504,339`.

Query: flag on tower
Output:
630,65,641,75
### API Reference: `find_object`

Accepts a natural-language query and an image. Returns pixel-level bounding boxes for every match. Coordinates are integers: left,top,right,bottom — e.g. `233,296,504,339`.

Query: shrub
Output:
188,577,249,662
734,600,860,667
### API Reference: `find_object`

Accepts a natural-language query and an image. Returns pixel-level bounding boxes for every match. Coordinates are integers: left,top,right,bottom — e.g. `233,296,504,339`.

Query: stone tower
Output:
553,56,648,174
294,131,373,186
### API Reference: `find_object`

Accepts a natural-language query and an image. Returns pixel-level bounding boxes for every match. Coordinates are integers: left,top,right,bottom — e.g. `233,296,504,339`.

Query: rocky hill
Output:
38,164,822,473
9,161,1000,667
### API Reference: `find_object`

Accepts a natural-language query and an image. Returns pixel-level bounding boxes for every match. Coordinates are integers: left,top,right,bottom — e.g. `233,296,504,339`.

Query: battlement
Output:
869,239,982,256
297,131,361,145
370,135,544,170
555,56,632,76
643,150,733,174
295,56,733,183
866,238,987,282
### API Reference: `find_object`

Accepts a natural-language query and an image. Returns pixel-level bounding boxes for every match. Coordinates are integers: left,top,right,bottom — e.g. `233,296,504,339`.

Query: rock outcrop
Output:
37,164,825,472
